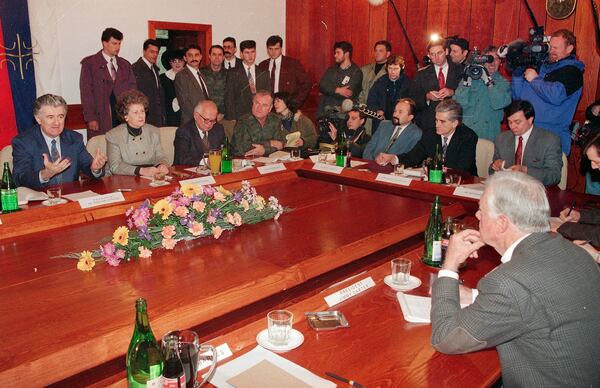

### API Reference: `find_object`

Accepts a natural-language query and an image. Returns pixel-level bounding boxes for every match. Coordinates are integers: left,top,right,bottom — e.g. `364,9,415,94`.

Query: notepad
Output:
396,292,432,323
285,131,302,148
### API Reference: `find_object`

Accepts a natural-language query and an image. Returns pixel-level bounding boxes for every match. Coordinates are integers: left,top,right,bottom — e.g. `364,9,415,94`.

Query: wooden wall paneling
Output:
469,0,496,51
404,0,429,77
336,0,354,43
447,0,472,43
386,0,411,71
545,5,575,33
574,0,600,117
492,0,521,47
368,2,389,57
517,0,547,39
426,0,450,39
285,0,305,59
351,0,371,66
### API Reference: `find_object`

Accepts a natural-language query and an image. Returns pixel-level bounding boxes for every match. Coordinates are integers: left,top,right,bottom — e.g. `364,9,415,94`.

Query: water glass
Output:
267,310,293,345
394,163,405,176
318,151,329,164
291,148,301,159
391,258,411,285
47,185,62,205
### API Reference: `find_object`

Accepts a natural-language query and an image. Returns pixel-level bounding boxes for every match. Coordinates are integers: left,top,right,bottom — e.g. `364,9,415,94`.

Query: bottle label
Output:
429,169,443,183
147,375,163,388
432,240,442,262
162,375,185,388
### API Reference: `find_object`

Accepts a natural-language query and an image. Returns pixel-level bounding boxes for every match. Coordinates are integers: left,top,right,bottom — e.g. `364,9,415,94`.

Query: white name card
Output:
313,163,344,175
78,192,125,209
375,173,412,186
198,343,232,370
257,163,286,174
179,176,216,186
324,276,376,307
453,186,483,199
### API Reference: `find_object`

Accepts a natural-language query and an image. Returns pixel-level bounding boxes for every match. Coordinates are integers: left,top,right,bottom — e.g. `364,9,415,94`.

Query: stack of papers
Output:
17,186,48,205
396,292,432,323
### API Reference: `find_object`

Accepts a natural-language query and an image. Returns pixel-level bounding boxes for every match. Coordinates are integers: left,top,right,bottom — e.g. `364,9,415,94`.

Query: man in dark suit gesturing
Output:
432,171,600,386
490,100,563,186
132,39,165,127
396,99,478,175
409,38,462,130
175,45,211,125
173,100,225,166
258,35,312,110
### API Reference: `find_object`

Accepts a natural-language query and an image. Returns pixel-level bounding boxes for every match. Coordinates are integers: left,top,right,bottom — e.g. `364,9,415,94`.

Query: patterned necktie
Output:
197,71,209,98
247,67,256,94
109,58,116,81
383,126,401,153
442,136,449,159
438,68,445,89
201,132,209,151
270,60,276,92
515,136,523,166
50,139,60,162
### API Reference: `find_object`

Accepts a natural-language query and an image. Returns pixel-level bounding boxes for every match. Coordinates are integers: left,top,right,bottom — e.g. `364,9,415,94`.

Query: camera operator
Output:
512,29,584,156
454,46,511,141
320,109,370,158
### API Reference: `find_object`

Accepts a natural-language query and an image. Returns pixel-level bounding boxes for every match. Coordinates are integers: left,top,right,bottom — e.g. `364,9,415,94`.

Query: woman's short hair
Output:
116,89,148,122
273,91,295,112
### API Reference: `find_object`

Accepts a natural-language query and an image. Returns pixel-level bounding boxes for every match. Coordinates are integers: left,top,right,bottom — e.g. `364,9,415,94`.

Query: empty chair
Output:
159,126,177,165
476,138,495,178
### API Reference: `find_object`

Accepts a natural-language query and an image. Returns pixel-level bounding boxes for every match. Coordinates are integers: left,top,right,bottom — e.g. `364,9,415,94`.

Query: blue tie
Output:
51,139,60,162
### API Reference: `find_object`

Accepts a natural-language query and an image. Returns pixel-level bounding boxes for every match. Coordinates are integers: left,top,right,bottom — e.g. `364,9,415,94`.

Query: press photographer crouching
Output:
319,109,371,158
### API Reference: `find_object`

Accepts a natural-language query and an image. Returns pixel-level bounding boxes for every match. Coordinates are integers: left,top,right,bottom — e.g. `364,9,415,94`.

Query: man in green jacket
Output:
232,91,286,156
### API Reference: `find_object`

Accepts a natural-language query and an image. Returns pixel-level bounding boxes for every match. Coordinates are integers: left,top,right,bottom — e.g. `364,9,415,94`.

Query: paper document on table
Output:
268,150,293,162
453,183,485,199
62,190,99,201
17,186,48,205
403,168,424,177
207,346,336,388
285,131,301,148
396,292,432,323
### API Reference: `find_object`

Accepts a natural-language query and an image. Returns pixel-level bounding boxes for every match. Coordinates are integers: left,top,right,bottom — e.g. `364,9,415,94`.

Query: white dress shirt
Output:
514,126,534,165
102,51,118,73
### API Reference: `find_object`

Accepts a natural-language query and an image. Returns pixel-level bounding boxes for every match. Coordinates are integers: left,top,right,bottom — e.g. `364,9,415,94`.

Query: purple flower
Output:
209,208,222,219
203,185,215,196
138,227,152,241
233,191,243,203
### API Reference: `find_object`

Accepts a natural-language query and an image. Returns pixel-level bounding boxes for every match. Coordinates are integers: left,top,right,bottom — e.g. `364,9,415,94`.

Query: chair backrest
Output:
85,135,107,157
476,138,495,178
159,126,177,165
220,119,236,141
559,153,568,190
0,145,13,172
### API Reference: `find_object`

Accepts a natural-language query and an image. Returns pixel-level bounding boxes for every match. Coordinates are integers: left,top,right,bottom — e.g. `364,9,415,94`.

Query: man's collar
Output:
187,64,200,72
500,234,531,263
101,51,114,63
142,57,154,69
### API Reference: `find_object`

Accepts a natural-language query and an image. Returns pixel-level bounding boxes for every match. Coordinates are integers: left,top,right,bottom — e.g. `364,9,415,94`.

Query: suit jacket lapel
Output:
523,127,538,164
189,122,206,155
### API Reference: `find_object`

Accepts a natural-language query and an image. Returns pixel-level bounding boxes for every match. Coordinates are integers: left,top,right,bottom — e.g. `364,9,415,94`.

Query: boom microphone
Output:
341,99,385,120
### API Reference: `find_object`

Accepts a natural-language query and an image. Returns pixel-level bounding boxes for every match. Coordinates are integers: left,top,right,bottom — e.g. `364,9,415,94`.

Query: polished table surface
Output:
1,169,468,385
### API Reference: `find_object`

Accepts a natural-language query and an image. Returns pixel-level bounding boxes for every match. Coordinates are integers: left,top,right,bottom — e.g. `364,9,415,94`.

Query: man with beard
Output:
174,45,211,125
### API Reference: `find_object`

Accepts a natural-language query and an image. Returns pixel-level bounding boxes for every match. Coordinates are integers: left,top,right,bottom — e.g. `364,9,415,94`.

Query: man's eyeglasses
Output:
199,114,217,125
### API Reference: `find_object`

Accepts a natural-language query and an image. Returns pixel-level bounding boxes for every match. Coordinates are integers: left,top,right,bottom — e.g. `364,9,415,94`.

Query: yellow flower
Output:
255,196,265,211
153,199,173,220
216,185,232,196
77,250,95,271
138,246,152,258
112,226,129,246
181,183,202,198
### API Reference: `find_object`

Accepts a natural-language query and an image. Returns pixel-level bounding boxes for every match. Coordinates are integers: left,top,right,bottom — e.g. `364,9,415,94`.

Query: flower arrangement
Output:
72,181,285,271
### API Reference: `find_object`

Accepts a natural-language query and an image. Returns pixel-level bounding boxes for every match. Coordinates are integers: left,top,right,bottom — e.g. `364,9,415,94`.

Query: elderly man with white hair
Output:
431,171,600,387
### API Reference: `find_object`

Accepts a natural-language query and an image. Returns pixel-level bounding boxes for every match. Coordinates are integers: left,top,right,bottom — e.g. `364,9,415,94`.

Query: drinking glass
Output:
394,163,405,176
318,151,329,164
445,173,462,186
267,310,293,345
162,330,217,387
196,153,209,174
391,258,411,285
47,185,62,205
290,148,301,160
208,149,221,175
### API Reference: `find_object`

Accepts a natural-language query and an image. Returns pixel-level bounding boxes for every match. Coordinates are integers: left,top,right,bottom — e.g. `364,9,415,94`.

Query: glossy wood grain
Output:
0,175,454,385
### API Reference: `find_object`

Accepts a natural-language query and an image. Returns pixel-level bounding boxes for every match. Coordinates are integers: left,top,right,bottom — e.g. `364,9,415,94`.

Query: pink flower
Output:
138,246,152,258
226,213,235,225
192,201,206,212
212,226,223,239
189,222,204,236
213,191,226,202
162,238,177,250
106,255,121,266
207,215,216,224
233,212,243,226
132,207,150,227
100,242,116,257
174,205,189,218
161,225,176,239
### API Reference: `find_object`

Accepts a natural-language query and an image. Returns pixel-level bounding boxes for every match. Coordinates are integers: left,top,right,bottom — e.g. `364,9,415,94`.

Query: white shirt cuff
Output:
438,269,459,280
39,171,49,184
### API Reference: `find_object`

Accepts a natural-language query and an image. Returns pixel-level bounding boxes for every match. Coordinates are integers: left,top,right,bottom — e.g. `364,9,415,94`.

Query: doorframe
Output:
148,20,212,65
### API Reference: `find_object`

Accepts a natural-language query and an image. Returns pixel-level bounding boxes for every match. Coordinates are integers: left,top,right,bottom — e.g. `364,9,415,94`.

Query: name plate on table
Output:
375,173,412,186
198,343,232,370
179,176,216,186
313,163,343,175
453,186,483,199
257,163,286,174
324,276,375,307
78,192,125,209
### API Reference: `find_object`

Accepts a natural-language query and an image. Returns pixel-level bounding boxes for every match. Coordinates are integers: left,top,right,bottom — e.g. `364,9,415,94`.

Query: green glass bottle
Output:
221,138,232,174
1,162,19,213
423,196,443,267
336,131,347,167
428,145,443,183
127,298,164,387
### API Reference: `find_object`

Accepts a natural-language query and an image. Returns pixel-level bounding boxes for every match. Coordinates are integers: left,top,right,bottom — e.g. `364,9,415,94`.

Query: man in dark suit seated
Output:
432,171,600,387
173,100,225,166
364,98,422,163
258,35,312,110
132,39,165,127
409,37,462,130
12,94,107,190
490,100,562,186
395,99,478,175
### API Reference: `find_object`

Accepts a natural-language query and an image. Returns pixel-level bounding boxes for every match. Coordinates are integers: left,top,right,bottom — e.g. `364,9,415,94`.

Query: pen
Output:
566,201,576,217
325,372,365,388
117,188,132,192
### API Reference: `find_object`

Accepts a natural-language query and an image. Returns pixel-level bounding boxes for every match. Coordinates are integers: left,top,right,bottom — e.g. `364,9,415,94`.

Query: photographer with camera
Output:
512,29,584,156
454,46,511,141
320,109,370,158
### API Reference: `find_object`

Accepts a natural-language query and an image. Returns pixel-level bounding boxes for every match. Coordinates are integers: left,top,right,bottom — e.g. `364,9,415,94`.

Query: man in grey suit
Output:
175,45,210,125
363,98,422,163
431,171,600,387
490,100,562,186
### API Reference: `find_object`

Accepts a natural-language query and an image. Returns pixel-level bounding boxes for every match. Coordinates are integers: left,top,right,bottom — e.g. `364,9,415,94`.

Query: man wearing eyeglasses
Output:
173,100,225,166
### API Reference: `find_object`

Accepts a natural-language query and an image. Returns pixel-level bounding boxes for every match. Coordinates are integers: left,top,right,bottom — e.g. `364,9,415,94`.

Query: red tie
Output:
515,136,523,166
438,68,445,89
